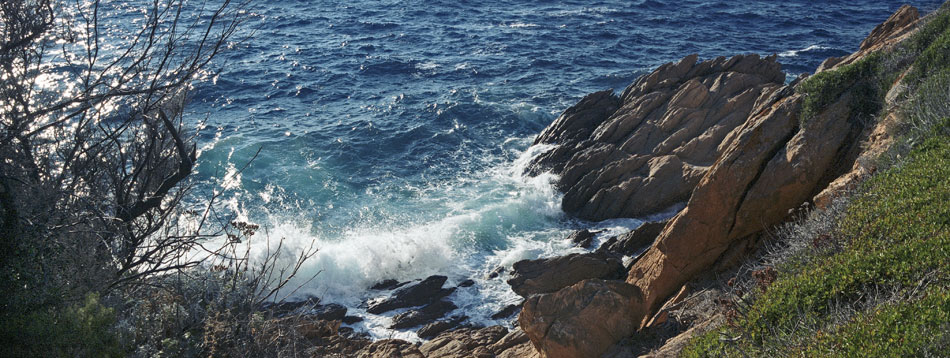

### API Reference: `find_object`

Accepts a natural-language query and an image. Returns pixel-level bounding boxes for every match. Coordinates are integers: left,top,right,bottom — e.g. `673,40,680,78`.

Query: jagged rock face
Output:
627,91,803,314
519,279,645,358
627,4,922,317
356,339,425,358
529,54,786,221
820,5,920,73
506,252,624,297
419,326,539,358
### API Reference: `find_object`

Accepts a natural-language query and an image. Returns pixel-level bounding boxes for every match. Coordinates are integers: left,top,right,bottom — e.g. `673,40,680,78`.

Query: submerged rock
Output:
367,275,455,314
507,252,624,297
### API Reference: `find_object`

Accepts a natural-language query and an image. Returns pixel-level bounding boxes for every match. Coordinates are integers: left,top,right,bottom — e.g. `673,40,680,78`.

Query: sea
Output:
173,0,944,340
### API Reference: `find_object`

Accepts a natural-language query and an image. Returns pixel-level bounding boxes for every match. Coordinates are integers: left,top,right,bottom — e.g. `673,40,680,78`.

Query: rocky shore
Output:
275,5,925,357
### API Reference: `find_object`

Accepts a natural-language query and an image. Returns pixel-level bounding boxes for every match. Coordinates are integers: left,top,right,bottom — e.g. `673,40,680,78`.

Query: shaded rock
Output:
457,279,475,288
371,279,408,291
264,297,319,315
491,303,522,320
529,54,786,221
534,90,623,149
520,279,645,358
597,220,668,257
416,315,468,339
313,303,347,321
356,339,424,358
367,275,455,314
507,252,624,297
342,315,364,324
419,326,510,358
565,229,598,248
390,299,458,330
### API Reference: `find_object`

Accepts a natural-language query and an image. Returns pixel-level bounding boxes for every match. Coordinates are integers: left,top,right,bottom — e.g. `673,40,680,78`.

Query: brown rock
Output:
507,252,624,297
859,5,919,51
822,5,920,72
519,279,646,358
416,316,468,339
529,54,786,221
626,92,802,315
356,339,424,358
419,326,509,358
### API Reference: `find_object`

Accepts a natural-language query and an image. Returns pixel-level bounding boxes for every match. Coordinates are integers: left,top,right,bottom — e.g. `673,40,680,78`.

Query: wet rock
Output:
390,299,458,330
313,303,347,321
490,303,522,320
485,266,505,280
507,252,624,297
416,315,468,339
356,339,424,358
565,229,598,248
367,275,455,314
596,220,667,257
457,279,475,288
371,279,408,291
520,279,645,358
342,315,364,324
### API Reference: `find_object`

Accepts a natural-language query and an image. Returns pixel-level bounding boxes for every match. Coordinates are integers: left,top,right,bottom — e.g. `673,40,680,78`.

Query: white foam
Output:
779,44,831,58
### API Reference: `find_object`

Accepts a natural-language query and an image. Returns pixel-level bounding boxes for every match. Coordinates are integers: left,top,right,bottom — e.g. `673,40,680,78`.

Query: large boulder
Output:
519,279,646,358
507,252,624,297
528,54,786,221
367,275,455,314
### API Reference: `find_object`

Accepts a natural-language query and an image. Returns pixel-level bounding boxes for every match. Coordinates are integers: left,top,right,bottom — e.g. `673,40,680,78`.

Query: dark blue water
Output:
181,0,943,339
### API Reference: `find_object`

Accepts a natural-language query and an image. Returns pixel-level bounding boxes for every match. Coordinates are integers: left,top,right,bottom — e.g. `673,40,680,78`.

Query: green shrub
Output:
796,52,885,124
0,293,124,358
